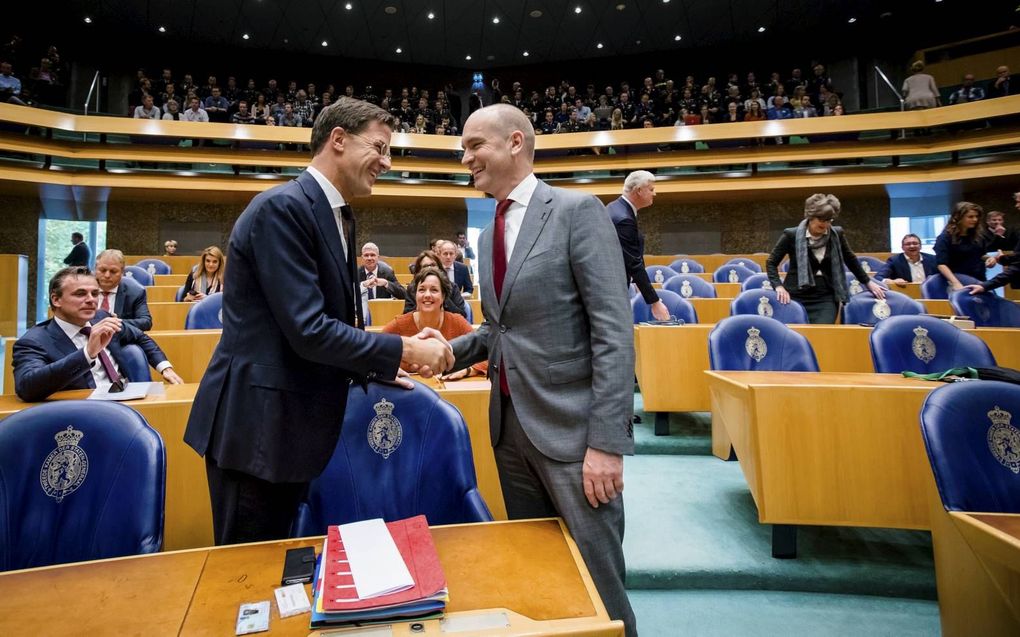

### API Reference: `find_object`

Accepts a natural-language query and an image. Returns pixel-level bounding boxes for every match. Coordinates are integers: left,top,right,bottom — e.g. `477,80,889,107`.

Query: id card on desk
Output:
235,601,270,635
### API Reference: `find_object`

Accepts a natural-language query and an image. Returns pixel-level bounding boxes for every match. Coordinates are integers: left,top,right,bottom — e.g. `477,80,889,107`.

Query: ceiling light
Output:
530,10,543,18
283,38,289,43
83,16,92,24
395,47,402,53
427,11,435,19
492,17,500,24
242,33,250,40
345,2,353,9
848,17,857,23
523,51,529,56
674,34,681,41
158,26,166,33
487,54,495,60
663,0,670,3
465,54,472,60
616,3,626,9
321,40,329,46
575,6,582,14
596,42,603,49
757,26,766,33
384,6,397,14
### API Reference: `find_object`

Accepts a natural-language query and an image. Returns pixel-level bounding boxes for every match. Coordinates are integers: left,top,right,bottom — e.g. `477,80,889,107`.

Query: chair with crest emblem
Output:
663,274,716,299
631,289,698,324
844,272,888,297
856,256,886,277
0,401,165,571
134,259,171,276
291,381,492,535
869,314,996,374
709,315,819,375
184,292,224,329
645,265,680,286
713,263,756,284
723,258,763,273
843,289,923,325
949,289,1020,328
669,257,705,274
920,273,981,299
741,273,774,292
730,289,809,324
122,265,154,287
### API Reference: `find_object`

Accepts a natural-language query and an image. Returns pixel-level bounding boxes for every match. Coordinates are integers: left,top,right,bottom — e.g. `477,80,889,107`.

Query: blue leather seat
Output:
118,343,152,382
920,273,981,299
669,258,705,274
713,264,756,283
184,292,224,329
709,315,819,372
869,314,996,374
741,273,775,292
0,401,165,571
174,285,187,302
291,381,492,535
845,272,887,296
631,289,698,324
134,259,171,276
920,380,1020,512
663,274,716,299
122,265,153,287
730,289,809,324
645,265,680,285
724,258,763,273
464,301,474,324
842,289,924,325
856,256,886,277
949,290,1020,327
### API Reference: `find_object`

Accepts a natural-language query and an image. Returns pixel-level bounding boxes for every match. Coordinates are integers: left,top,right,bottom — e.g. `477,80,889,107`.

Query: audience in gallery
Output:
381,266,487,380
183,246,226,302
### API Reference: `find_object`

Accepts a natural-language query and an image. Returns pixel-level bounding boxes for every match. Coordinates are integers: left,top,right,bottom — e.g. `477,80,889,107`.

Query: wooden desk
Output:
0,519,621,637
706,371,936,557
0,384,212,551
369,299,483,326
154,274,188,286
634,324,1020,433
146,285,183,303
0,377,506,549
146,330,221,383
149,302,195,331
0,254,27,338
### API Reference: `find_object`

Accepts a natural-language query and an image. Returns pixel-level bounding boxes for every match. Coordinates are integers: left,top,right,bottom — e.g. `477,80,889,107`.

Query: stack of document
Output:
310,515,448,628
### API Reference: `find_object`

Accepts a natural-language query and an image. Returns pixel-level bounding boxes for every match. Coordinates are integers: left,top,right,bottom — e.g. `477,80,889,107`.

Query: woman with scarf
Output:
766,194,885,323
183,246,225,302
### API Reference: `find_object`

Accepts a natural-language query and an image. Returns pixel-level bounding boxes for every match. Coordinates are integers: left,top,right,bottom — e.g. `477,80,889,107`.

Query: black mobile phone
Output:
281,546,316,586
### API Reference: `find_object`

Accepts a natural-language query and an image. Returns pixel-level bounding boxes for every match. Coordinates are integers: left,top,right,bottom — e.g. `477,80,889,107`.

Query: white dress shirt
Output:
306,165,348,260
501,173,539,260
907,254,927,283
54,316,170,386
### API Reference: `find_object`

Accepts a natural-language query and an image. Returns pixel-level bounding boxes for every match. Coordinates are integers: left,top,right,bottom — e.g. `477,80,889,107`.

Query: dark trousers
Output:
495,399,637,637
205,457,308,545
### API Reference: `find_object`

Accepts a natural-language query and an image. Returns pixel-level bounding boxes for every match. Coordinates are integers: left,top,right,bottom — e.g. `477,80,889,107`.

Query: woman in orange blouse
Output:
382,266,487,380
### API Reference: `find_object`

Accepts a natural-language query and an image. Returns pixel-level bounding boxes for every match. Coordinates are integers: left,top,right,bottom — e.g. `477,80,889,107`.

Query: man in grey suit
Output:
448,104,637,636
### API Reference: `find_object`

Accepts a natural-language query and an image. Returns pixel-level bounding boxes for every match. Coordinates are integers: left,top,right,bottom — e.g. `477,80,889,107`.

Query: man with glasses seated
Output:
878,233,937,288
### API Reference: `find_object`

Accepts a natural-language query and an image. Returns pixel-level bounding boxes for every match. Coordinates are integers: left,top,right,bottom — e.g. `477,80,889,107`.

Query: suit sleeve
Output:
12,337,92,402
248,198,402,379
876,256,898,281
121,322,168,368
125,287,153,331
766,232,793,289
380,267,407,300
459,263,474,295
614,215,657,304
571,196,635,455
980,265,1019,292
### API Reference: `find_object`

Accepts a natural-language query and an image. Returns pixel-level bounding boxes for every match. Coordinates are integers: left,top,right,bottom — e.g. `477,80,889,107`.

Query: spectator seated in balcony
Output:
766,95,793,120
989,65,1015,98
132,94,160,120
277,102,303,128
203,87,230,122
230,100,256,124
949,73,985,104
182,96,209,123
792,95,818,118
161,99,182,121
251,93,272,123
0,60,26,105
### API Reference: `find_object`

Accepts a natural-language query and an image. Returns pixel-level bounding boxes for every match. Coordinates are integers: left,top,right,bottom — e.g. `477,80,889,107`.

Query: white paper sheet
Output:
338,518,414,600
87,381,157,401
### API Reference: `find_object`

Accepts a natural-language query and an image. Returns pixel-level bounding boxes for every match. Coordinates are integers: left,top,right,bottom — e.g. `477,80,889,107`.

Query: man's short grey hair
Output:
804,193,840,220
96,249,125,265
309,97,397,157
623,170,656,194
361,242,379,253
469,104,536,161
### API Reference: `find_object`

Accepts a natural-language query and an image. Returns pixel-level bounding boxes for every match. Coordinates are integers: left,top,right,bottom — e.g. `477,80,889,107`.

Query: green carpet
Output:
632,391,713,455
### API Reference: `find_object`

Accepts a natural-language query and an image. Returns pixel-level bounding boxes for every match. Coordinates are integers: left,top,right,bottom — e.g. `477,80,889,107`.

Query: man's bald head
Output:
466,104,535,161
461,104,537,200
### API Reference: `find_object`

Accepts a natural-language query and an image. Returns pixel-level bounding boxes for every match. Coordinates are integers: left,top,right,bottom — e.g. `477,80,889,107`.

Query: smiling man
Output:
877,234,937,287
184,97,454,545
94,249,152,331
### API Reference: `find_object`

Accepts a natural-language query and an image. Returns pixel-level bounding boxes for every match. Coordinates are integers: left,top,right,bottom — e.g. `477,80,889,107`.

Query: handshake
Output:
398,327,457,378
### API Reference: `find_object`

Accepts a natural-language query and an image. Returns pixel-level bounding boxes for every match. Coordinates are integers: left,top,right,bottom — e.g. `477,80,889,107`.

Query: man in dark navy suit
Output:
438,240,474,295
12,267,182,402
607,170,669,321
62,232,90,268
184,98,453,545
877,234,937,287
94,249,153,331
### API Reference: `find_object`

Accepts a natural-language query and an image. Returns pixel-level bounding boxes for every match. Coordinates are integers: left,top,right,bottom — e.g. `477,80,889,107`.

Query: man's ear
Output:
508,130,524,157
331,127,347,153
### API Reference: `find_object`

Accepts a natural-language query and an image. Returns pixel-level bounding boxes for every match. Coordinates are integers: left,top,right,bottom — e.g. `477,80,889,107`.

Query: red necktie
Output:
493,199,513,395
79,326,124,385
100,293,110,312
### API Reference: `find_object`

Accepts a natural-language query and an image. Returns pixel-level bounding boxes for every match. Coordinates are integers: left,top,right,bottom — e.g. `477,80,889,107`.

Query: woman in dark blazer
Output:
934,201,994,290
767,193,886,324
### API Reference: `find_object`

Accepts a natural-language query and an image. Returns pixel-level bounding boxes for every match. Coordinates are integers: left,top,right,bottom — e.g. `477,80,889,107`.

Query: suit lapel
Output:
46,320,78,359
297,171,349,290
114,284,126,315
499,180,554,312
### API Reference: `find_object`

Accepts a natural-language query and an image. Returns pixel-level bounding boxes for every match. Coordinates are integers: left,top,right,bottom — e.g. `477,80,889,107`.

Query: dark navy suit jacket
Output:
113,277,153,331
184,170,403,484
451,261,473,295
877,252,937,282
12,311,167,402
607,196,656,304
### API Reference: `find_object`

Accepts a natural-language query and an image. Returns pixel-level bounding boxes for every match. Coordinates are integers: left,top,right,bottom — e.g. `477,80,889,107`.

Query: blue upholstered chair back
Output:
291,382,492,535
645,265,680,285
663,274,717,299
175,285,187,302
118,343,151,382
920,273,981,299
464,301,474,324
869,315,996,374
631,289,698,324
669,258,705,274
134,259,171,276
0,401,165,571
723,258,763,273
184,292,224,329
842,290,924,325
713,264,756,283
741,273,775,292
844,272,887,296
856,256,886,276
122,265,153,287
949,290,1020,328
730,289,809,324
921,381,1020,512
709,315,819,372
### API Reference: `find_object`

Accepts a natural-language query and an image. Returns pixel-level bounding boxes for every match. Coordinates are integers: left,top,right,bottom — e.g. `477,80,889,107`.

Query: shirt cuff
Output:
82,349,96,367
155,361,173,373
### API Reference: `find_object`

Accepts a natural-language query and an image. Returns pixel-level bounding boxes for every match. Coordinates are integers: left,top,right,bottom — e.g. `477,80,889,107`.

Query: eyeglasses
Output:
348,132,391,158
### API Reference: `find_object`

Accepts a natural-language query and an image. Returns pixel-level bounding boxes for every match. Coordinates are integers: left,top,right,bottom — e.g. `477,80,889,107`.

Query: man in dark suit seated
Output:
438,240,473,295
13,267,183,402
63,232,90,267
358,242,406,301
877,233,937,287
94,249,153,331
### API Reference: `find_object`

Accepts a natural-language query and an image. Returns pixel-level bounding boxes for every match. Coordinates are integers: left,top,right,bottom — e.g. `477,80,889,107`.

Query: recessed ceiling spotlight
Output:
345,2,353,9
465,54,472,60
83,16,92,24
848,17,857,23
395,47,402,53
530,10,543,18
242,33,250,40
321,40,329,46
492,16,500,24
158,26,166,33
487,54,495,60
384,6,397,14
757,26,766,33
575,6,582,14
674,34,681,41
427,11,435,19
523,51,530,56
283,37,289,43
616,4,626,10
663,0,670,3
596,42,603,49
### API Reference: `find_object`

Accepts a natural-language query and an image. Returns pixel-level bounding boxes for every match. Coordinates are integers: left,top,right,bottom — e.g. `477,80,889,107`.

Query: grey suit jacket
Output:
450,179,634,462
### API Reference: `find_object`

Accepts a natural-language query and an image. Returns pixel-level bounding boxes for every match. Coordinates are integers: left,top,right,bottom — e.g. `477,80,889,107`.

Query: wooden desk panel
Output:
706,371,935,530
920,299,955,315
149,302,194,331
154,274,187,286
145,285,182,303
0,254,27,338
147,329,221,383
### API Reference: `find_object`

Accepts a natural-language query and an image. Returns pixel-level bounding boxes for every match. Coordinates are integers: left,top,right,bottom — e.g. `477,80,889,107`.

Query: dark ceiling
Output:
28,0,1020,70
